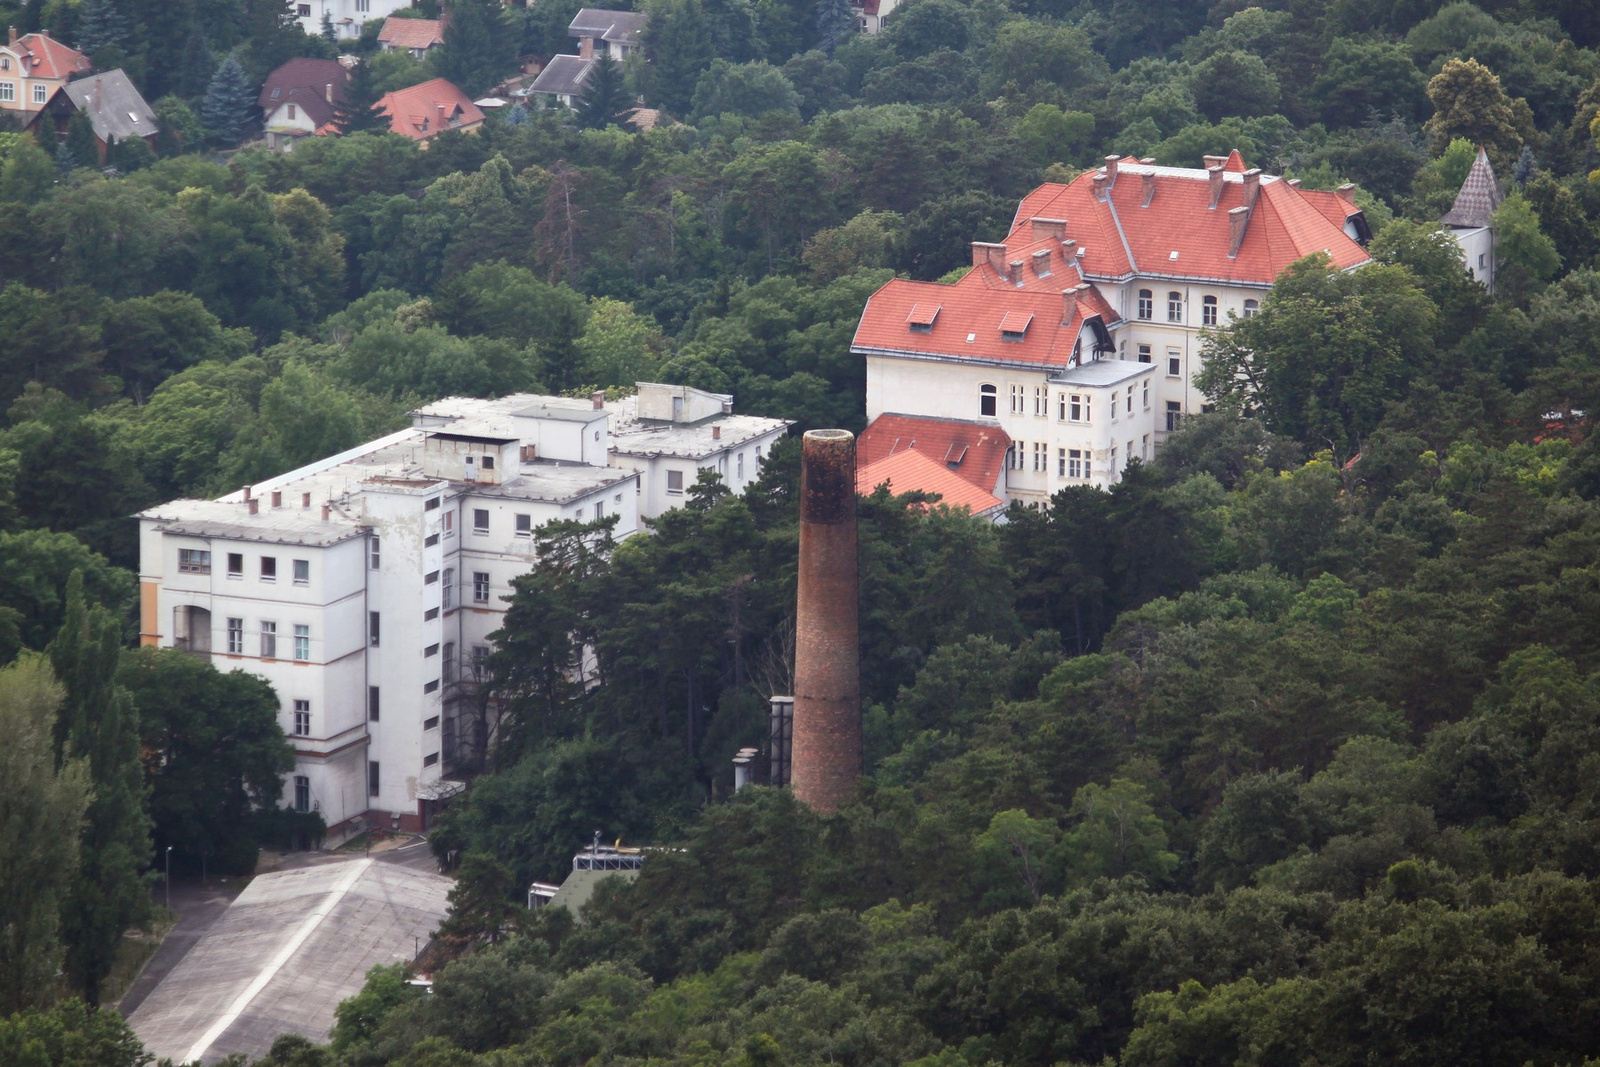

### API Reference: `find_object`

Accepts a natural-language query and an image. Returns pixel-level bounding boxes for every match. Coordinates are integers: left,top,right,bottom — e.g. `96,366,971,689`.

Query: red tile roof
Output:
858,450,1004,514
857,413,1010,497
13,33,88,80
1298,187,1362,230
374,78,483,141
377,16,445,51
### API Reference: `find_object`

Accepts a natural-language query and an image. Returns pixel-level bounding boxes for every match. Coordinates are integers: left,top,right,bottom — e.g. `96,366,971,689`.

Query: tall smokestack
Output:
790,429,860,814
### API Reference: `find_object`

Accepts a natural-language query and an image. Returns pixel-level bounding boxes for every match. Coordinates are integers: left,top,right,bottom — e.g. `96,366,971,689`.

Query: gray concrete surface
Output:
127,856,452,1065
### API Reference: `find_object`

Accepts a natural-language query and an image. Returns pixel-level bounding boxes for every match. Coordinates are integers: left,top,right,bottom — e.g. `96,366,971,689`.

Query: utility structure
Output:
790,429,861,813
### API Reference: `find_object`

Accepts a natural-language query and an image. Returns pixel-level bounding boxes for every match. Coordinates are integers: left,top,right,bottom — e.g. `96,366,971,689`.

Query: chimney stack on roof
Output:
325,82,334,103
1008,259,1023,285
1141,170,1155,207
1336,183,1356,204
1286,178,1301,188
7,27,15,46
1228,205,1250,257
971,241,1008,274
243,486,252,501
1091,173,1108,201
321,504,331,521
1031,249,1051,275
248,498,259,515
302,492,311,508
591,390,605,410
1242,168,1261,208
271,490,282,508
1031,217,1066,241
1208,166,1225,209
1203,154,1227,170
1103,155,1119,186
712,424,721,440
790,429,861,814
1062,285,1081,323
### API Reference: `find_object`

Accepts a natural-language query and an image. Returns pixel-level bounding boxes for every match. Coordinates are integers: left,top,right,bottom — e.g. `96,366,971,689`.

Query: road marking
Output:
182,858,372,1064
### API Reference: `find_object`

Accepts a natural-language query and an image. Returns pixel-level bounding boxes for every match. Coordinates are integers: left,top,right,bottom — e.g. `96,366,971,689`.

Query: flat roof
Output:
1049,358,1156,387
606,394,790,460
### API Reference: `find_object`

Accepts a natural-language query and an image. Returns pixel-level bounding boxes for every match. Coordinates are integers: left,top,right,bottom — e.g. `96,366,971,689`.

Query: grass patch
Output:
106,910,176,1008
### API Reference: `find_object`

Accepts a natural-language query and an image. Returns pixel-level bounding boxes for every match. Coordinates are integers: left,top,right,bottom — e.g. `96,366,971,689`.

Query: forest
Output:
2,0,1600,1061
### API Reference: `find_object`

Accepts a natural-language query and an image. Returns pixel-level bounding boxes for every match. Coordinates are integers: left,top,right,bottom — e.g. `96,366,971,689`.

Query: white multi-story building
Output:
851,151,1374,508
293,0,414,40
137,387,786,832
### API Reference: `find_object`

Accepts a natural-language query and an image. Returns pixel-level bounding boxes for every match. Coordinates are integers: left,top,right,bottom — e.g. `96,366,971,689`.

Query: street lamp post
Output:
165,846,173,911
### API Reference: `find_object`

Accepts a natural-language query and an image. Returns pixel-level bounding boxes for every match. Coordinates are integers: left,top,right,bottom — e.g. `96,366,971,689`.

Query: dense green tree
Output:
576,54,630,130
432,0,517,97
201,53,261,147
333,59,387,134
1424,57,1535,172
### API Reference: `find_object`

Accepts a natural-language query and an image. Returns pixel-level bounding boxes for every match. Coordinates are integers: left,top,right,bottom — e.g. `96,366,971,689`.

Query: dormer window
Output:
999,311,1032,342
906,303,940,333
1,58,10,71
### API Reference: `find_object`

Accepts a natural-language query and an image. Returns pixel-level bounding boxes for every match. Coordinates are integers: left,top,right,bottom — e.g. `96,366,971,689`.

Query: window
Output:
368,760,380,798
473,572,490,603
1202,295,1218,326
0,83,14,103
1142,434,1150,460
1033,386,1048,416
472,646,490,671
423,679,439,694
424,715,439,730
294,625,310,660
425,533,438,547
297,2,311,15
32,84,45,104
424,643,439,657
594,502,604,520
227,553,244,578
979,384,997,417
1009,444,1026,471
1137,344,1151,364
425,607,439,621
179,549,211,574
227,618,244,654
1142,380,1149,408
369,536,380,569
0,58,8,70
737,452,744,480
481,455,495,470
293,700,310,736
1010,384,1026,414
368,611,380,647
514,514,532,537
287,103,297,120
443,510,454,538
1242,299,1259,319
1477,253,1487,269
442,568,454,610
1110,392,1117,421
261,621,277,659
666,470,684,495
1126,386,1134,415
1066,449,1085,479
260,556,277,582
443,642,455,684
1166,401,1182,432
1167,292,1183,323
1137,289,1152,320
294,776,310,813
426,496,440,511
424,570,439,585
368,686,380,722
293,559,309,584
1032,442,1047,472
472,508,489,533
1168,354,1182,377
423,752,438,767
1058,448,1066,477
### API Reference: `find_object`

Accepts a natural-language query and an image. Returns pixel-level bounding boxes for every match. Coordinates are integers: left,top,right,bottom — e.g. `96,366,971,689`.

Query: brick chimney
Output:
1031,249,1051,275
1007,259,1023,285
248,498,259,515
7,27,15,46
1062,285,1080,322
302,492,311,508
1228,205,1250,257
1286,178,1301,188
1242,168,1261,208
1030,217,1066,241
712,424,721,440
1202,154,1227,170
1103,155,1119,187
1336,182,1356,203
1141,170,1155,207
578,35,594,58
271,490,282,508
1091,173,1108,201
791,429,860,814
1208,166,1225,209
971,241,1007,273
325,82,334,103
591,390,605,410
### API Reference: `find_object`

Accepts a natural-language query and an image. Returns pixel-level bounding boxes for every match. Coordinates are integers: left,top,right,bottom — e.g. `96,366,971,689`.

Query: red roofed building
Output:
0,29,90,118
377,16,445,57
852,151,1373,508
374,77,483,143
852,0,905,33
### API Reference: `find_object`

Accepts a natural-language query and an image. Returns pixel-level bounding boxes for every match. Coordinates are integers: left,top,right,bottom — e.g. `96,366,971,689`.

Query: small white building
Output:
137,387,787,833
1441,146,1501,294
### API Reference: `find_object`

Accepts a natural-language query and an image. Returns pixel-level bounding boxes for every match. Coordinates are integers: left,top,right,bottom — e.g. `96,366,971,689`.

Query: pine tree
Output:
504,99,530,126
1513,144,1538,187
576,53,628,130
201,53,260,147
433,0,517,98
76,0,130,58
53,139,76,175
177,30,215,101
64,110,99,169
815,0,855,54
333,58,385,134
320,10,337,44
48,573,153,1004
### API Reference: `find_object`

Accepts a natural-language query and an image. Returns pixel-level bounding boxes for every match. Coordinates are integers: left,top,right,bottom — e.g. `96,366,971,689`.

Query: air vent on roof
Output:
999,311,1033,341
906,303,940,333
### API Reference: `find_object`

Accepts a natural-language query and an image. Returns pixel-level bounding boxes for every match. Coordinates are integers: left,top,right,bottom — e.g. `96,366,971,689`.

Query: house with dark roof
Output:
259,58,350,151
851,151,1374,508
29,68,157,162
528,8,647,109
0,28,90,118
374,77,483,143
377,16,445,58
1441,146,1502,293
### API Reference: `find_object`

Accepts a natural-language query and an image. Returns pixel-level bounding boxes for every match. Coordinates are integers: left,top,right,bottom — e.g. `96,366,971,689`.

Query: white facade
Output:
138,388,788,830
294,0,413,41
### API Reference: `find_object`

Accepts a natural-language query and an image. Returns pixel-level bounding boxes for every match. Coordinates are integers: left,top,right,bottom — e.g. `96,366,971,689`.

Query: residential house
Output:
374,77,483,142
852,151,1373,509
29,69,158,162
259,57,350,151
1441,146,1501,293
0,29,89,118
377,15,445,58
293,0,413,41
136,386,786,833
528,8,646,109
852,0,904,33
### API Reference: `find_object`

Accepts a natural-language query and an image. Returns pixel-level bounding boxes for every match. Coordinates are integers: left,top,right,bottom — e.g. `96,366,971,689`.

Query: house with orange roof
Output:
851,150,1374,508
377,15,445,58
0,28,90,118
374,77,483,143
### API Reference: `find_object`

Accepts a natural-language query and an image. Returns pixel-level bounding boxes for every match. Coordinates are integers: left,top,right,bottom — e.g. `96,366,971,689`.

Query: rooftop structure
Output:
1441,146,1503,293
374,77,483,142
259,58,350,150
852,152,1373,509
0,29,89,116
377,15,445,55
529,8,648,108
28,69,159,159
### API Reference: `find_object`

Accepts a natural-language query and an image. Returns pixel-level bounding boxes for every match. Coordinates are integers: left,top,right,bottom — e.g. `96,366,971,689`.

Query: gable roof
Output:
857,413,1010,497
568,8,648,43
63,70,157,143
1440,147,1503,229
377,16,445,50
529,54,592,97
374,77,483,141
9,32,89,80
857,449,1004,515
259,58,348,128
1008,155,1370,286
